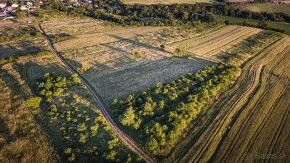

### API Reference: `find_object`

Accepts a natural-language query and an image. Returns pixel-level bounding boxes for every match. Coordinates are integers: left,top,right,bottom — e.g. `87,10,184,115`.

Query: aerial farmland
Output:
0,0,289,163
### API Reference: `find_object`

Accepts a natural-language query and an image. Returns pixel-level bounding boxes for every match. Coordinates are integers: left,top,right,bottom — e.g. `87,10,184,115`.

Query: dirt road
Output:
38,23,156,163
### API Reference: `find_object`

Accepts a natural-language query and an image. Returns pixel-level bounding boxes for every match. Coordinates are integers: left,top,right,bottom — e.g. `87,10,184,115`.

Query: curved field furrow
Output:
219,46,290,162
264,104,289,163
191,65,260,163
166,37,289,163
191,38,289,163
277,115,290,162
208,39,290,163
234,80,289,163
236,85,290,163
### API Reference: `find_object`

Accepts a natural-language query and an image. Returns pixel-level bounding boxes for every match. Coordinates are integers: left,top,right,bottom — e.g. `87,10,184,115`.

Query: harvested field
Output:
0,38,49,58
122,0,214,5
54,26,167,51
169,25,261,60
41,17,115,35
43,16,215,52
60,26,215,103
164,36,290,162
241,3,290,16
84,57,213,102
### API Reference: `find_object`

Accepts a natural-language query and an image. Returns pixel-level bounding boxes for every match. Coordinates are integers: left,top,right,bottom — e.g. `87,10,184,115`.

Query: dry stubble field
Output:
44,17,263,105
164,35,290,163
42,17,221,103
169,25,262,60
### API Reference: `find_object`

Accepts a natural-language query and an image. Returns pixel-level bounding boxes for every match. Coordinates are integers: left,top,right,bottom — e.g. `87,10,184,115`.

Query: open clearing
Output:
54,26,167,51
51,20,222,103
53,19,264,105
41,16,115,35
0,38,49,58
241,3,290,16
121,0,213,5
164,36,290,162
169,25,261,61
62,32,214,102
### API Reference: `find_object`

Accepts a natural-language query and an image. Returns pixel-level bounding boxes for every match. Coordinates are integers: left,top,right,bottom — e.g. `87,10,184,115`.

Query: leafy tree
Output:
64,148,72,155
142,102,155,116
119,106,141,129
79,134,87,143
26,97,42,109
146,137,158,151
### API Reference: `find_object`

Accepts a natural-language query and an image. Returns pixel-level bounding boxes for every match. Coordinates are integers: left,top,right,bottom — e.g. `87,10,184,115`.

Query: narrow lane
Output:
38,23,156,163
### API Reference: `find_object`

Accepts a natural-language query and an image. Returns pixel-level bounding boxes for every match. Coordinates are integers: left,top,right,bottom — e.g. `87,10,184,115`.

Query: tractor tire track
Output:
220,46,290,162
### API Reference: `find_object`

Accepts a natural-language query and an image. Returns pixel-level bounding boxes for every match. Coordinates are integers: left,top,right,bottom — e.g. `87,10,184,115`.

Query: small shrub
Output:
26,97,42,109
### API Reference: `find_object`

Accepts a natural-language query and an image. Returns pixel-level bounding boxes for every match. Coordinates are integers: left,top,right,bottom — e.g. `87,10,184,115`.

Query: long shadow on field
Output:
108,34,164,52
0,40,46,59
12,61,69,94
101,43,131,55
0,66,29,99
64,57,83,69
11,61,72,162
0,117,15,147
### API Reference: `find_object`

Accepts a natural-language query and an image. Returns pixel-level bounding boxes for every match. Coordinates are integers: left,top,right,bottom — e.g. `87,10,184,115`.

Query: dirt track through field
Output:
38,23,157,163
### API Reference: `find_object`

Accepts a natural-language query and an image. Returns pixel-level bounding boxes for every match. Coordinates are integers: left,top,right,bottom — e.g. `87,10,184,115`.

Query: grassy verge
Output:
216,15,290,35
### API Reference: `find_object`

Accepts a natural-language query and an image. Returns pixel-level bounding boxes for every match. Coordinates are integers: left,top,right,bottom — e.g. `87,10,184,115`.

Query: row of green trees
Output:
118,3,290,23
41,1,289,34
112,63,239,156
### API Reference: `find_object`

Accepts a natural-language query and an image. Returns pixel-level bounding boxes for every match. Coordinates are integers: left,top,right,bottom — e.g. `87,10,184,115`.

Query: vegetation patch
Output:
112,63,239,156
241,3,290,16
216,15,290,35
121,0,214,5
50,33,77,43
0,51,54,66
34,73,141,162
0,26,41,43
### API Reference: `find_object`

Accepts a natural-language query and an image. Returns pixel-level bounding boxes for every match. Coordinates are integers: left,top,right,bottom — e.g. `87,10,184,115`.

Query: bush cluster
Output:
113,63,239,155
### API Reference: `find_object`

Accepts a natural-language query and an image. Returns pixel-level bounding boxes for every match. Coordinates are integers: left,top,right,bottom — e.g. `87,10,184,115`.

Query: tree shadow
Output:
108,34,164,52
101,43,131,55
0,66,29,99
9,61,71,161
12,61,69,94
64,57,83,69
0,40,46,59
0,117,15,148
